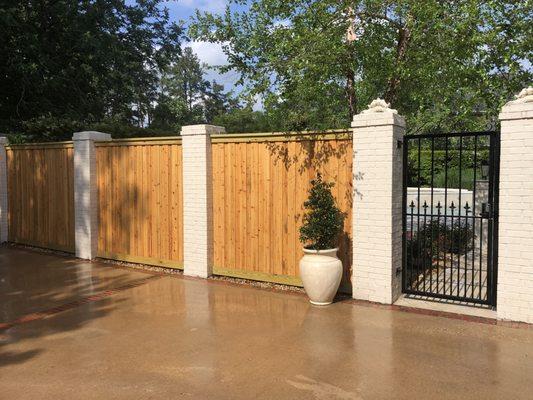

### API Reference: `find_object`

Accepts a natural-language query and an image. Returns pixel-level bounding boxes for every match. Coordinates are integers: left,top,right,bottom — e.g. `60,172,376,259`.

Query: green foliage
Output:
213,107,271,133
0,3,238,142
406,218,474,284
409,220,475,258
1,0,182,138
190,0,532,132
4,1,530,141
433,168,478,191
407,148,490,189
5,115,178,143
445,221,476,255
299,174,345,250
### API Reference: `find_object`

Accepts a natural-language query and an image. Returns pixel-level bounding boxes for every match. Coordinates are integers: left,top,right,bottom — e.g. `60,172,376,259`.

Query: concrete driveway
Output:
1,246,532,399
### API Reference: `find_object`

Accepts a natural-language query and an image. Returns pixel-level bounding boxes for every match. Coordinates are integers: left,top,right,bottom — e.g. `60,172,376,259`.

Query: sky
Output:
162,1,243,96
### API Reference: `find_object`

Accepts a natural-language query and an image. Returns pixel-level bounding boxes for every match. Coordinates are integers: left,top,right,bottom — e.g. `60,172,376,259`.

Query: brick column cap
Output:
0,136,8,145
73,131,112,141
181,124,225,136
499,86,533,121
352,98,406,128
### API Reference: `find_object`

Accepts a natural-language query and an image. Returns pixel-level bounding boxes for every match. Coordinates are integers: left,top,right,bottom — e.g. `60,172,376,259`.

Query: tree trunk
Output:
384,25,411,106
346,70,357,120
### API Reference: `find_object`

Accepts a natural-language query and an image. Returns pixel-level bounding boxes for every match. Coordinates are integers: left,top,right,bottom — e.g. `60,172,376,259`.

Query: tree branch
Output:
354,11,404,29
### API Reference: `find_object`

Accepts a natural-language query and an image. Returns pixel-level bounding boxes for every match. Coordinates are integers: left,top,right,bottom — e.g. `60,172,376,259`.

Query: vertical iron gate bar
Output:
450,201,455,297
430,137,435,293
492,131,500,308
479,212,484,300
436,198,441,294
409,200,415,288
402,137,408,292
444,137,449,295
402,131,499,306
471,136,478,299
487,133,494,305
423,199,428,293
417,138,422,292
458,136,463,298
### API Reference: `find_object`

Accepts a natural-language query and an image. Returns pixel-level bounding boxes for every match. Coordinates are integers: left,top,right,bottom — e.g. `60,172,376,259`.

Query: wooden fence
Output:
6,142,75,252
95,137,184,268
211,131,353,289
5,131,353,290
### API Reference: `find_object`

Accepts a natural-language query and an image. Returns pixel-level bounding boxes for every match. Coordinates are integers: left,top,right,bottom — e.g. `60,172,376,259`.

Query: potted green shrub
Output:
299,174,345,305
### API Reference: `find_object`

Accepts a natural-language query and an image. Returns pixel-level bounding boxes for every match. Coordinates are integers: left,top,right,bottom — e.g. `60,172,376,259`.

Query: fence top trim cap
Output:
73,131,112,141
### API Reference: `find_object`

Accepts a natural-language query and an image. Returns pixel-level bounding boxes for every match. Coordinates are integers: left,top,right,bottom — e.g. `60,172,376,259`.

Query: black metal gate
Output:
402,131,500,306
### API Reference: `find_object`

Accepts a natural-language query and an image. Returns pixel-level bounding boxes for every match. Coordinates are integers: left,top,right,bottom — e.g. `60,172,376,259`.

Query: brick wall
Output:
181,125,224,278
73,131,111,259
497,89,533,324
351,101,405,304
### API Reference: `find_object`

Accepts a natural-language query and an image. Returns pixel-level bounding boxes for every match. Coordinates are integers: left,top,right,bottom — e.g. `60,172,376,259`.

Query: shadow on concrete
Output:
0,246,151,369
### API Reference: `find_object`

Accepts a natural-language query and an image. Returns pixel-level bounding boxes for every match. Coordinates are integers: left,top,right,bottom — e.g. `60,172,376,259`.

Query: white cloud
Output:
188,41,264,111
189,41,228,67
187,41,241,93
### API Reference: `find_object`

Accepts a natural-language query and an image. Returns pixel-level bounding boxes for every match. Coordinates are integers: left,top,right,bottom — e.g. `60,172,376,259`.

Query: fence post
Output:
181,124,224,278
351,99,405,304
0,136,8,243
498,86,533,324
73,131,111,259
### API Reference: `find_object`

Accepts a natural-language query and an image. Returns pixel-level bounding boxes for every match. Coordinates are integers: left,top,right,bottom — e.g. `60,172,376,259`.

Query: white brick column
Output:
181,124,224,278
351,99,405,304
0,136,8,243
497,87,533,324
73,131,111,259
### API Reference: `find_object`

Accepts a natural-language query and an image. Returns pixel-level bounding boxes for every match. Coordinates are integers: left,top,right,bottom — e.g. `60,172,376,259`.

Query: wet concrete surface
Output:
1,247,532,399
0,247,152,323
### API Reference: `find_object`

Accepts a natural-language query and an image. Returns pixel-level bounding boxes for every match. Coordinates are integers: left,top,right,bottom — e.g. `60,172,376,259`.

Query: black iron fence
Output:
402,131,500,306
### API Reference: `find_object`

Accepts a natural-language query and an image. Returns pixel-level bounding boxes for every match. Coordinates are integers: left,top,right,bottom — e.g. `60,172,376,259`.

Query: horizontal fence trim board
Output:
404,131,497,139
97,252,183,270
6,142,74,150
212,267,304,287
8,240,74,254
212,128,350,138
95,139,182,147
211,131,351,143
108,135,181,141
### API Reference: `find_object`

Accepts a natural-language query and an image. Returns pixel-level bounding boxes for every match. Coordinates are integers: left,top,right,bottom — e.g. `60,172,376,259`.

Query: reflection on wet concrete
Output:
0,247,532,399
0,247,152,322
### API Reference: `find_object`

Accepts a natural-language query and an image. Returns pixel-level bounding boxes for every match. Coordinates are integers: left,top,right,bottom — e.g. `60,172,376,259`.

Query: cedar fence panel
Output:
95,138,183,268
6,142,75,252
211,132,353,290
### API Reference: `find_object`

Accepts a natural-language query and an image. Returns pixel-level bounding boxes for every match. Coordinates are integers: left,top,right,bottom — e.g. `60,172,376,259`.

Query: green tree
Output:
213,107,271,133
204,80,239,124
0,0,182,140
151,47,237,130
190,0,532,132
299,174,345,250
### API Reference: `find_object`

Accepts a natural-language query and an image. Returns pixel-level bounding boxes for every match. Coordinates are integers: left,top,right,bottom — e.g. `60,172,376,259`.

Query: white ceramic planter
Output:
299,248,343,305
